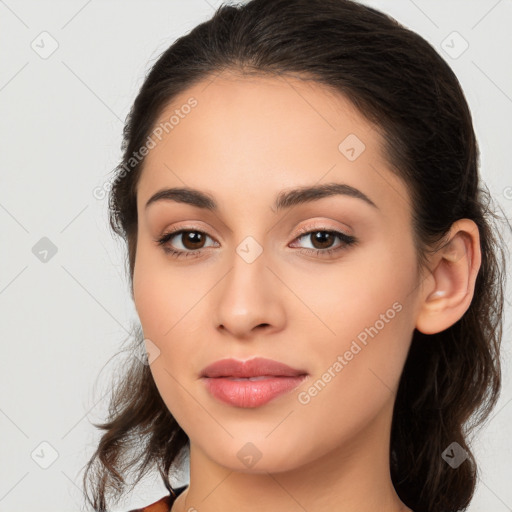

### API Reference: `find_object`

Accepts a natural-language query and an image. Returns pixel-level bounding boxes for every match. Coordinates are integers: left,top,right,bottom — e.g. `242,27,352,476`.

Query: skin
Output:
132,71,481,512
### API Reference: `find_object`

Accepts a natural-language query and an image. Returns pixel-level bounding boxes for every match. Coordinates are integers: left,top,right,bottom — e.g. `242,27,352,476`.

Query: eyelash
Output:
154,224,357,260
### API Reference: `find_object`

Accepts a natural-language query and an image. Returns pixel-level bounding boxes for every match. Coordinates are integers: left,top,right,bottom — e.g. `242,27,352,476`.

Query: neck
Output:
172,399,412,512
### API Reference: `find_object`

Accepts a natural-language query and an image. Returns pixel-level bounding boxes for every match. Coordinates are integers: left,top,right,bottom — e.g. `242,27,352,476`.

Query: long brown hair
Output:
82,1,508,510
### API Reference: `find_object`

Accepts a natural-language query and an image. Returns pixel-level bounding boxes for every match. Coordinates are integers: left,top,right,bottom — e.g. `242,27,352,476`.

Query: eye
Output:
290,226,357,257
155,228,217,259
154,225,358,259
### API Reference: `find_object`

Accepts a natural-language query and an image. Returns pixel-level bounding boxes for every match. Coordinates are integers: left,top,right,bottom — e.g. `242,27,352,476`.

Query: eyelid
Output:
154,224,220,247
293,221,353,239
156,222,220,240
156,220,351,243
154,220,357,259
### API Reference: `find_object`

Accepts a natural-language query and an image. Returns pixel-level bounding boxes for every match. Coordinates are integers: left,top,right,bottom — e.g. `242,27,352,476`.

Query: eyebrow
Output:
144,182,378,212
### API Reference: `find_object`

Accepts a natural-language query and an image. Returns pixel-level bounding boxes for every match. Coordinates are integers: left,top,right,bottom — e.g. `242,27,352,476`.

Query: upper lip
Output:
200,357,308,378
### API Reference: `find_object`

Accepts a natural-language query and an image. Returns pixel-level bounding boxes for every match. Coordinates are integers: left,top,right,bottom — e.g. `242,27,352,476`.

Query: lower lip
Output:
202,376,308,408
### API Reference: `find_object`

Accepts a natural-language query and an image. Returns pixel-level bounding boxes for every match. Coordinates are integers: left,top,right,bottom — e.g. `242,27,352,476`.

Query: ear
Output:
415,219,481,335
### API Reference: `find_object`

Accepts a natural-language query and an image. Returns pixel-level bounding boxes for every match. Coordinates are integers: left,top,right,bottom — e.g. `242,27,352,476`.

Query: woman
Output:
82,0,508,511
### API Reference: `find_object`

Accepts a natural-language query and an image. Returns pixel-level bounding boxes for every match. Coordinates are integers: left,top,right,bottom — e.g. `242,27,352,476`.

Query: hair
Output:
82,0,509,511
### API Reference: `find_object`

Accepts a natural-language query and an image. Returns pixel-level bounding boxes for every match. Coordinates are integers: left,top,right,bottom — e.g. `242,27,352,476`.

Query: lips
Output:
200,357,308,379
200,357,309,408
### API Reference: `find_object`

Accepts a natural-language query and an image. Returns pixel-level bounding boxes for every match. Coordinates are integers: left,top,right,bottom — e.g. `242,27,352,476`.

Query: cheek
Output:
292,238,416,403
289,273,414,462
288,237,415,346
133,242,197,339
132,243,212,382
132,248,204,425
133,261,169,338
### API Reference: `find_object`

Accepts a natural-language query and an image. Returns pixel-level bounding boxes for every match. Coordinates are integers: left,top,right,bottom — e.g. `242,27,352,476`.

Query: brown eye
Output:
156,226,356,260
308,231,337,250
290,227,357,258
180,231,207,250
156,229,217,257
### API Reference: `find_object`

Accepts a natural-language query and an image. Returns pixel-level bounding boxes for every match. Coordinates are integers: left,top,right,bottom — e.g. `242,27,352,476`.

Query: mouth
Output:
200,356,308,379
200,357,309,408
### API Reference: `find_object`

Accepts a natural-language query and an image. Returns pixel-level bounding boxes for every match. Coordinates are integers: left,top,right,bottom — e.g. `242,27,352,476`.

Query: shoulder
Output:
126,484,188,512
127,495,172,512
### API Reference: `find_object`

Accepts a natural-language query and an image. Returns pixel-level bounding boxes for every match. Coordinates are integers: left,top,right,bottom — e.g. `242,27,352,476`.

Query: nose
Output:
213,248,286,340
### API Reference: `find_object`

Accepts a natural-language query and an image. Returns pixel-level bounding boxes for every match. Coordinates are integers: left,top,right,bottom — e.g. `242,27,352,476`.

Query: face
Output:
133,72,422,473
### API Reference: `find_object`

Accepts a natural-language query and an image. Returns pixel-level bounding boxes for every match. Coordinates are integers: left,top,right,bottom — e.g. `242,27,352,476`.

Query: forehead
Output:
152,71,373,156
136,72,412,223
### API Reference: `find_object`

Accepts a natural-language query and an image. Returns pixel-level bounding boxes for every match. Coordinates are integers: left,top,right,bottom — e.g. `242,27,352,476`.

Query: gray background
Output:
1,0,511,510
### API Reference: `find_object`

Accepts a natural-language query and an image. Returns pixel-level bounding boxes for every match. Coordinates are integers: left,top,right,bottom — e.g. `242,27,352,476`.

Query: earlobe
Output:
415,219,481,335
